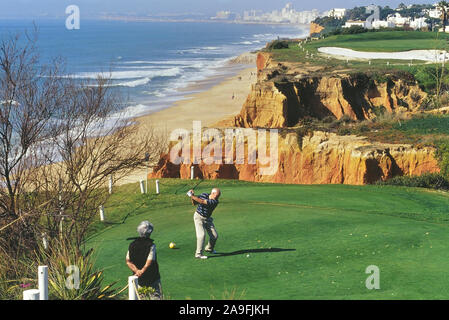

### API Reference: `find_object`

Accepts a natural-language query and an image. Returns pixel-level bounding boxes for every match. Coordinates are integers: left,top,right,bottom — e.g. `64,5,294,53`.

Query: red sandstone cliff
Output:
149,131,439,185
310,22,325,36
230,59,427,128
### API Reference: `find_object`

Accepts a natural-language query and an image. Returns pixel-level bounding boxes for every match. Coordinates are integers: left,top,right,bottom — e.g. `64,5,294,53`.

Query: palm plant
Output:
33,240,119,300
439,1,448,32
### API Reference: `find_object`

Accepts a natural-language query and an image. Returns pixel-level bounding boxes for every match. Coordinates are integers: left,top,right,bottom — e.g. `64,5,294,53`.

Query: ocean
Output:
0,19,308,118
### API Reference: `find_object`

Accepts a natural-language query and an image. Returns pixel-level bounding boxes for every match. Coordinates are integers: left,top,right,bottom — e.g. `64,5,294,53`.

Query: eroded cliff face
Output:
310,22,325,36
149,131,439,185
256,52,273,72
152,52,438,186
231,53,427,128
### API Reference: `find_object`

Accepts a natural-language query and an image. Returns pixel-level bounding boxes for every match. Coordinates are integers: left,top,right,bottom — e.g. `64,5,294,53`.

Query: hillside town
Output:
212,2,449,31
211,3,321,24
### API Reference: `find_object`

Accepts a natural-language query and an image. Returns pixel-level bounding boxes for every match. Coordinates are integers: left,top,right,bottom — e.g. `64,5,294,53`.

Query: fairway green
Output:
309,31,449,52
270,31,449,74
86,179,449,300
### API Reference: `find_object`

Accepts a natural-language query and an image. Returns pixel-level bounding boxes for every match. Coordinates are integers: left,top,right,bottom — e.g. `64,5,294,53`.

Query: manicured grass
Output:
393,114,449,135
308,31,449,53
270,31,449,75
339,114,449,146
86,179,449,299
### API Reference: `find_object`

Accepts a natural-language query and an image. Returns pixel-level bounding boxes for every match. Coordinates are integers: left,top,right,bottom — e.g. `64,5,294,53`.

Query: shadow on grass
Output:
208,248,296,258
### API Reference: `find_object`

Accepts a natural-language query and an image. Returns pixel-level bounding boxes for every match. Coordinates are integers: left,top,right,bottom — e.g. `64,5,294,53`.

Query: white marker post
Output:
58,179,64,238
145,152,150,195
108,175,113,194
146,176,148,194
99,205,105,222
42,233,48,250
59,218,63,237
128,275,139,300
190,166,194,180
38,266,48,300
155,180,160,194
139,180,145,194
23,289,40,300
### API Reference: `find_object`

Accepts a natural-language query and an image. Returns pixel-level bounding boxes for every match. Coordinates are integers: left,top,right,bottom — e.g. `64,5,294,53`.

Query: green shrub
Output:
354,123,370,134
434,139,449,179
267,40,289,50
376,173,449,190
337,127,352,135
372,73,390,84
412,65,449,93
137,286,156,300
35,240,119,300
321,115,336,123
0,243,36,300
394,115,449,135
342,25,367,35
373,106,387,117
337,114,355,125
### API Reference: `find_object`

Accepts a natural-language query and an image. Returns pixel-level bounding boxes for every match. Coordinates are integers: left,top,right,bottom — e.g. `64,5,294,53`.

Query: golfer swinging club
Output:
187,188,221,259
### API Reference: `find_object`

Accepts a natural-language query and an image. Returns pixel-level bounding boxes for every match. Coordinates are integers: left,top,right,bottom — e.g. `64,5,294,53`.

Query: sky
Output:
0,0,437,18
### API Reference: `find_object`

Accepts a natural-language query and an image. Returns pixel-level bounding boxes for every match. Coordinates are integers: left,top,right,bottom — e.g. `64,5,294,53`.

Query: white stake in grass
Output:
108,175,113,194
139,180,145,194
23,289,40,300
128,275,139,300
190,166,194,180
38,265,48,300
99,205,105,222
156,180,160,194
42,233,48,250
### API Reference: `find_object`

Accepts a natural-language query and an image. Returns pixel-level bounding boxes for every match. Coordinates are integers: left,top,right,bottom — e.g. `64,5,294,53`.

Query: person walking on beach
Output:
126,221,162,299
187,188,221,259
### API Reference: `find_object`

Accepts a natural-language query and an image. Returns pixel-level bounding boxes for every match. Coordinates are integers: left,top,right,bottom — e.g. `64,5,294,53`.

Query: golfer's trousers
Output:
194,212,218,255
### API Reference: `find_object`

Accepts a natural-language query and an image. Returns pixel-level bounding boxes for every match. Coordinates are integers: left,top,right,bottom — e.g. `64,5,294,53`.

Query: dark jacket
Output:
128,237,160,286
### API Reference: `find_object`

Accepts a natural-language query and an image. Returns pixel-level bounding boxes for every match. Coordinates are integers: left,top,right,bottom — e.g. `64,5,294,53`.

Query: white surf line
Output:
318,47,449,63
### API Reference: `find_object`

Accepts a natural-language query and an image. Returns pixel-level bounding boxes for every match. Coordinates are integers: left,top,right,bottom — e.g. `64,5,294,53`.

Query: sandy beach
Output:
135,67,256,132
116,65,257,185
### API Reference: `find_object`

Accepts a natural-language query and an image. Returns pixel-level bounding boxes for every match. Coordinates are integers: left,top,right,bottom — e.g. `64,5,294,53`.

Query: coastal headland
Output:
146,30,449,185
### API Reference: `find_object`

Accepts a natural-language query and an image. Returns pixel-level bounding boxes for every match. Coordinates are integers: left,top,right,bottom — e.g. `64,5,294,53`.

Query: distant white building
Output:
344,20,369,28
387,13,411,27
328,8,347,19
427,7,442,19
372,20,395,29
363,15,427,31
241,4,320,24
212,11,237,20
410,17,428,30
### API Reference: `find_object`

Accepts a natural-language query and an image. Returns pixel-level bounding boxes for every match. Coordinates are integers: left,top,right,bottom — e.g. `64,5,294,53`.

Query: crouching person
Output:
126,221,162,300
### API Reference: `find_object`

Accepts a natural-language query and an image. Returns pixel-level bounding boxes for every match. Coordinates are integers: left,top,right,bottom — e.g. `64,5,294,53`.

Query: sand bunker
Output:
318,47,449,62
